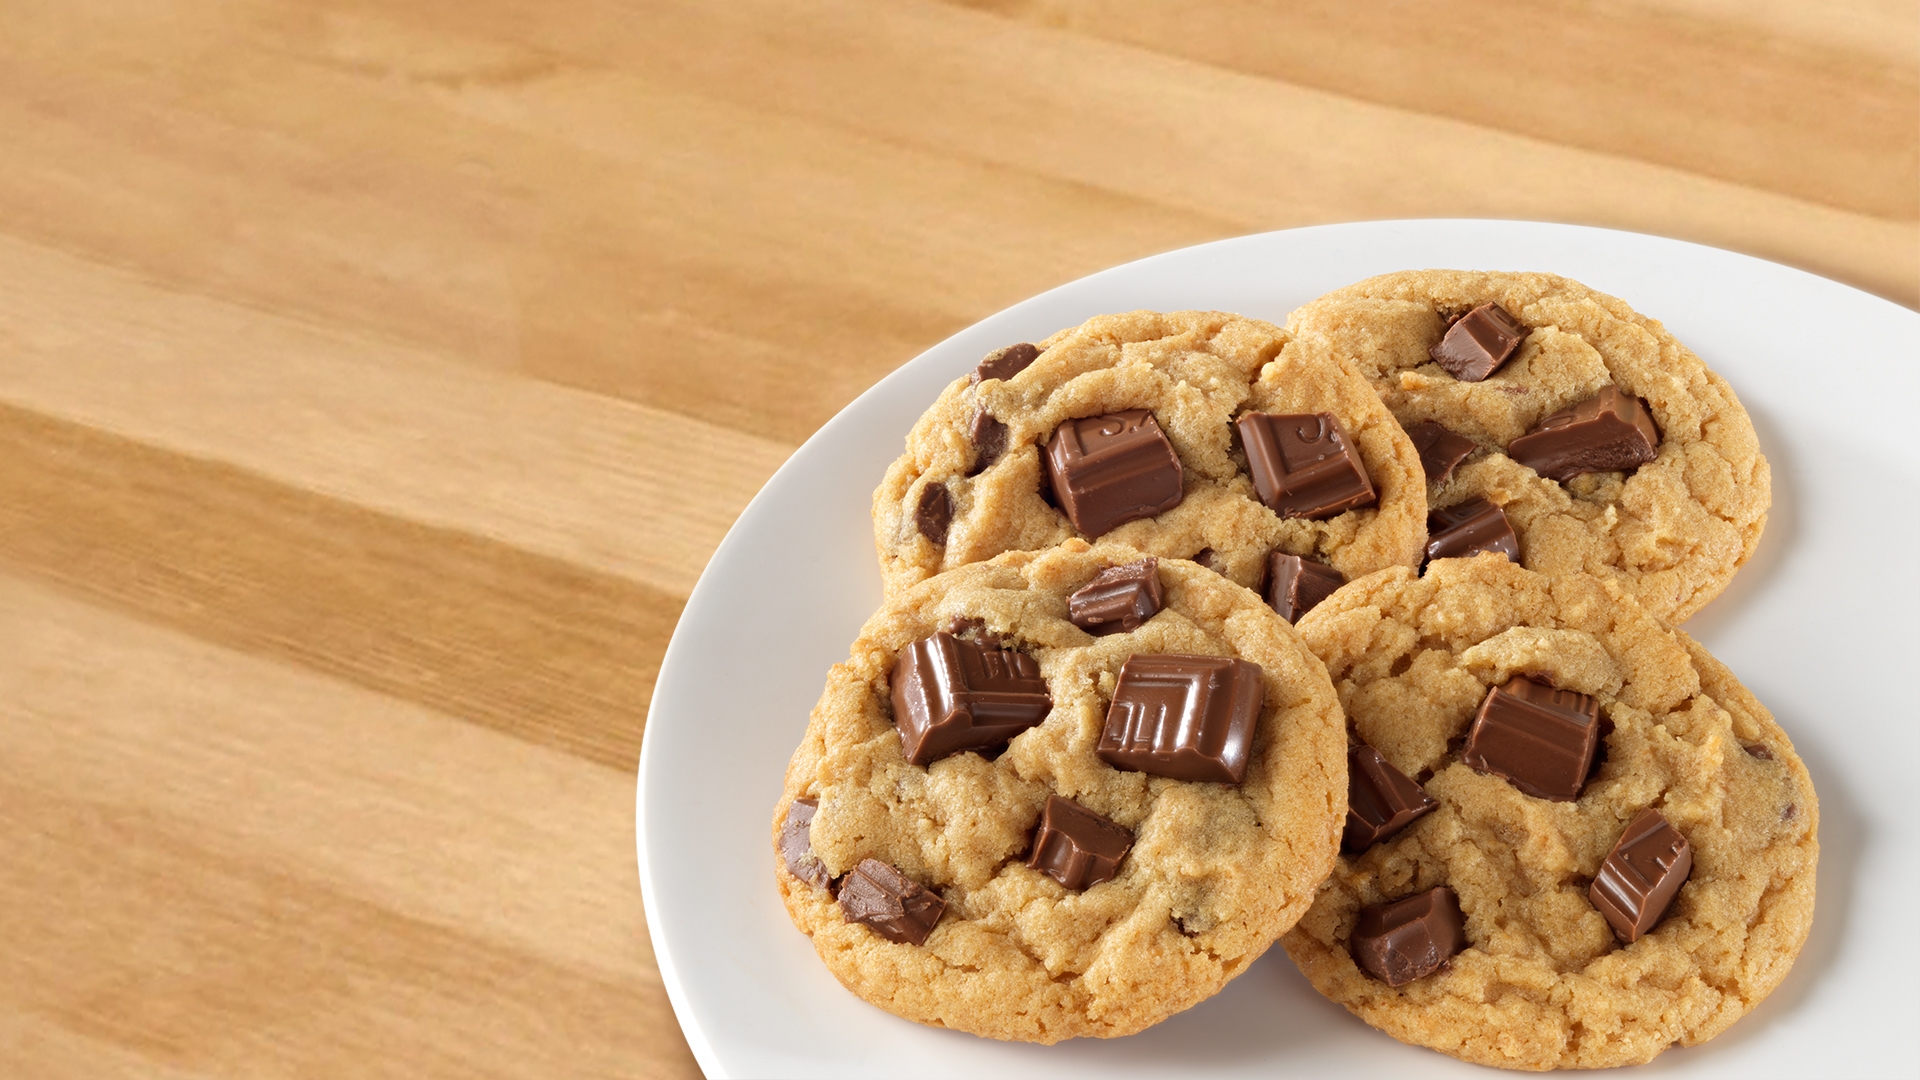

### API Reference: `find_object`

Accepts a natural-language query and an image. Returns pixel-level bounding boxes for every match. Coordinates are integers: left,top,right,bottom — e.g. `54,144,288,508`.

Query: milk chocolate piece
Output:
1027,795,1133,890
1424,497,1519,564
890,632,1052,766
839,858,946,946
1343,746,1438,853
967,408,1008,476
1237,412,1377,519
1351,887,1468,986
777,797,831,889
1045,410,1185,538
972,342,1040,385
1406,420,1477,485
1266,552,1344,624
1098,654,1263,784
1068,558,1163,636
1590,808,1692,943
1507,385,1661,481
1430,303,1528,381
1462,676,1602,801
915,483,952,544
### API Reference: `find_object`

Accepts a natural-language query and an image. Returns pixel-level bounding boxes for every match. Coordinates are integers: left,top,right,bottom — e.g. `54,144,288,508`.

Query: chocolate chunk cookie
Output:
772,542,1347,1042
1284,556,1818,1070
1286,271,1769,622
872,311,1427,599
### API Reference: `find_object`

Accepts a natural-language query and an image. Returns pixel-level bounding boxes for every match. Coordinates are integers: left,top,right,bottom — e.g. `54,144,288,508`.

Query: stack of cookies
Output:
771,272,1818,1070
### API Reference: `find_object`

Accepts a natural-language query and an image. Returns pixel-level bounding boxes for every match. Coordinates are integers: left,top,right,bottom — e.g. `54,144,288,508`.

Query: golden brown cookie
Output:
773,542,1347,1042
873,310,1427,599
1284,556,1818,1070
1286,271,1769,623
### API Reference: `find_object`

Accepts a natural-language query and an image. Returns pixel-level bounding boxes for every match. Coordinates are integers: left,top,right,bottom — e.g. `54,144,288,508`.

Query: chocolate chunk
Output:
1406,420,1477,485
891,632,1052,766
967,408,1008,476
1068,558,1163,636
971,342,1040,386
1461,676,1602,801
1350,887,1467,986
1098,653,1263,784
1027,795,1133,890
1424,497,1519,565
1237,412,1377,519
1507,386,1661,481
839,858,946,946
1430,302,1528,382
1266,552,1344,624
1044,410,1185,538
1343,746,1438,853
777,797,831,889
915,483,952,544
1590,808,1691,943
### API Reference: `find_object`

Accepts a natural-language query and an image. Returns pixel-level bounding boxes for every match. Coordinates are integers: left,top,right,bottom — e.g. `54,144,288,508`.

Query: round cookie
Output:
1285,270,1769,623
872,310,1427,599
773,542,1348,1042
1283,556,1818,1070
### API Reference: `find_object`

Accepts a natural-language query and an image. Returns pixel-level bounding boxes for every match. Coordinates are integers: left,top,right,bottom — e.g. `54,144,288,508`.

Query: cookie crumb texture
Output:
773,546,1347,1042
872,310,1426,598
1287,271,1769,623
1286,557,1818,1070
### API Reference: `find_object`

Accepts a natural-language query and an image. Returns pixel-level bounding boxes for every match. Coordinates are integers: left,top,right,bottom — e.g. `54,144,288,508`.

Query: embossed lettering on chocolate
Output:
1429,302,1529,382
1425,497,1519,565
1590,807,1692,943
1236,411,1377,519
1266,552,1344,624
1044,410,1185,538
1097,653,1263,784
1405,419,1477,485
1462,676,1602,802
1027,795,1134,891
1350,887,1468,987
839,858,946,946
1508,385,1661,481
1067,558,1163,636
890,632,1051,766
777,797,831,890
1343,745,1437,853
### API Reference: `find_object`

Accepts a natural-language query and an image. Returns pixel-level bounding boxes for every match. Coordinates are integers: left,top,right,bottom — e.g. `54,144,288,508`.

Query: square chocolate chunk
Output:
1507,385,1661,481
891,632,1052,767
1589,807,1692,943
1027,795,1133,890
1424,497,1519,565
1266,552,1344,624
1406,420,1477,485
1236,412,1377,519
1044,410,1185,538
1068,558,1163,636
1343,745,1438,853
1097,653,1263,784
971,342,1040,386
1350,886,1468,986
1430,302,1528,382
1461,676,1602,801
777,797,831,889
839,858,946,946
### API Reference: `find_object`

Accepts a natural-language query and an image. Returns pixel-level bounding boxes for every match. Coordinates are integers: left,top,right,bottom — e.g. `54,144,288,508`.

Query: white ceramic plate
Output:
639,220,1919,1078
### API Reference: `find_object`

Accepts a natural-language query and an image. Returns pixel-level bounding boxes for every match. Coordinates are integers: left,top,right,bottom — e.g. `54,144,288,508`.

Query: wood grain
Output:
0,0,1910,1074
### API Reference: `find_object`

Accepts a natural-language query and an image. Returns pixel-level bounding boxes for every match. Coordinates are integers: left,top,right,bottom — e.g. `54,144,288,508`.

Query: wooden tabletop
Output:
1,1,1912,1076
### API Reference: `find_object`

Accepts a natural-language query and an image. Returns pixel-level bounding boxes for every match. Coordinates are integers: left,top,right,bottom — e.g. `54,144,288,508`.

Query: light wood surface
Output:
0,1,1912,1075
